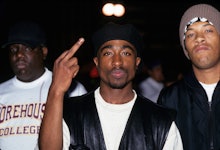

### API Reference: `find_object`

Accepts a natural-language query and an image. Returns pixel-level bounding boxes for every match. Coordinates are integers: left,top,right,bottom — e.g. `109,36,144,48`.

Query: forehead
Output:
100,40,135,49
187,21,214,30
9,43,31,48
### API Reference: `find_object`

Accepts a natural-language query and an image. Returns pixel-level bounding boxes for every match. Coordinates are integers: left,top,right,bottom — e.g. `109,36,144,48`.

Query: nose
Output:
195,33,205,44
112,53,122,67
15,49,25,58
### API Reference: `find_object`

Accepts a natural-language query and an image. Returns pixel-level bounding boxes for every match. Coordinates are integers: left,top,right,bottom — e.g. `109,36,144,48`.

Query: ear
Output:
136,57,141,68
184,49,191,60
93,57,98,66
42,47,48,60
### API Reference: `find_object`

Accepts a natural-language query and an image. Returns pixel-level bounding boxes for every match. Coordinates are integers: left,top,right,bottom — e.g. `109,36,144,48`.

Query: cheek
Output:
127,62,138,73
99,58,111,66
9,55,17,62
96,60,108,72
185,40,193,50
128,59,137,66
32,54,44,62
212,38,220,50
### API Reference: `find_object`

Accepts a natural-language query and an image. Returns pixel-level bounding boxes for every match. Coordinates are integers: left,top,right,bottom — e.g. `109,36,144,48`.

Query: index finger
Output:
65,37,85,59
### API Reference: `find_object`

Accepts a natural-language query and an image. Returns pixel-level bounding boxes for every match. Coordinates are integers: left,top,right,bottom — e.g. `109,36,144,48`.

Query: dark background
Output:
0,0,219,90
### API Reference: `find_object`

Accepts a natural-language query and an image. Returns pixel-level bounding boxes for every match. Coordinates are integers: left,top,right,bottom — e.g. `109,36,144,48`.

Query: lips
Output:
111,69,125,78
194,45,209,53
15,61,27,69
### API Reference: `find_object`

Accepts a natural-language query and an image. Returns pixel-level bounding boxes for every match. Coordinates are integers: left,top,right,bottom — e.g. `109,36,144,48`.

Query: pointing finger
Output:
65,37,85,60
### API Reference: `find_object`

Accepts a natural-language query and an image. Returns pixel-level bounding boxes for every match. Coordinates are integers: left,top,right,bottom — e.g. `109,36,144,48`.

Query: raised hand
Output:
51,37,85,94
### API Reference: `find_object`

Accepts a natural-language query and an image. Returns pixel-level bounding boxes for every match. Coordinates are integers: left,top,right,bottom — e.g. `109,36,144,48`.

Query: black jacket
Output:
158,71,220,150
63,91,176,150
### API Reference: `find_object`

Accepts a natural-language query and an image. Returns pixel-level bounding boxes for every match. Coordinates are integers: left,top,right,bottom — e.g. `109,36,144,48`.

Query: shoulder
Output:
159,79,185,98
0,77,14,89
44,68,53,76
136,96,176,141
63,91,95,119
137,95,176,119
157,78,190,111
74,80,87,92
64,91,94,106
139,77,151,85
66,80,88,97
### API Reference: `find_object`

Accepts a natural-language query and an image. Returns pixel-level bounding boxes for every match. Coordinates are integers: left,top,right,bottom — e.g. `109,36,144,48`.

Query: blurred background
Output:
0,0,219,91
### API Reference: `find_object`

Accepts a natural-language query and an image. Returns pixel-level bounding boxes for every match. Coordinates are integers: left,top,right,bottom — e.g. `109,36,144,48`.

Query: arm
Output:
39,38,85,150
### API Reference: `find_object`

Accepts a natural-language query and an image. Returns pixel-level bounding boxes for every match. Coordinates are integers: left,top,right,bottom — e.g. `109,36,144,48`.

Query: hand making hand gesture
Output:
50,37,85,95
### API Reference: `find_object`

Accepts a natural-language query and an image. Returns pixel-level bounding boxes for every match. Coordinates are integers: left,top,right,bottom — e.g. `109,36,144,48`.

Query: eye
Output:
121,51,131,56
185,33,194,39
103,51,112,56
205,29,213,33
9,47,18,54
24,46,33,52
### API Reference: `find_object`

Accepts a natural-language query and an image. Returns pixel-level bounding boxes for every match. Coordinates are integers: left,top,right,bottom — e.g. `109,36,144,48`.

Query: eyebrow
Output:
99,45,135,52
187,23,214,31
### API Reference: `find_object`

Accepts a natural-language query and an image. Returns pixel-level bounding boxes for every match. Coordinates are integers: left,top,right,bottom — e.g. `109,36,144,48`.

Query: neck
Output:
193,65,220,84
99,85,134,104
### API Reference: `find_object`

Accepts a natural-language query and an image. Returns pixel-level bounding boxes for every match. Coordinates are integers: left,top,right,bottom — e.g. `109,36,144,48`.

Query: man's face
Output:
148,65,164,82
93,40,141,89
184,21,220,70
8,43,47,82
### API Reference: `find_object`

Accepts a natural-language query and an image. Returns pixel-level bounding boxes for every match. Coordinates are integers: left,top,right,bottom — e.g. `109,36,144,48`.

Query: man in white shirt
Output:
0,21,87,150
158,3,220,150
39,22,183,150
138,59,164,103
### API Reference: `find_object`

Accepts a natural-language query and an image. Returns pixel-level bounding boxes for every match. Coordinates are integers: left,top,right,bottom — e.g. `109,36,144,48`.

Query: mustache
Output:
110,67,128,76
111,67,125,72
15,57,26,62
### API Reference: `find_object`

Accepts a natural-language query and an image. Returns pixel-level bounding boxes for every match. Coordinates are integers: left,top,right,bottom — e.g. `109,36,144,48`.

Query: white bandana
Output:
183,17,213,40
